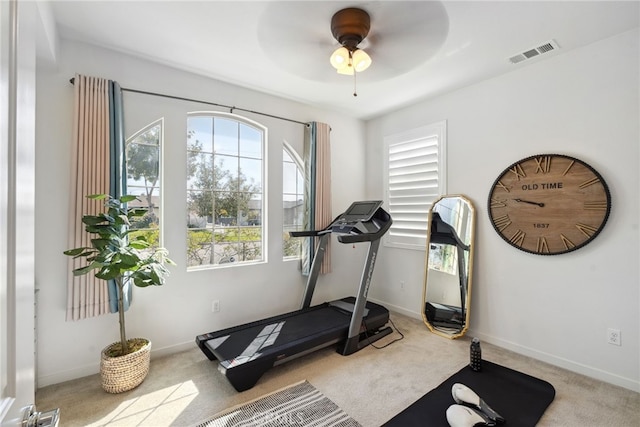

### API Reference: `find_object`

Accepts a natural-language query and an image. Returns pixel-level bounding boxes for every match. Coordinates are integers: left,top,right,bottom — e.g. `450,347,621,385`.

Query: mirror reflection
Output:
422,195,475,339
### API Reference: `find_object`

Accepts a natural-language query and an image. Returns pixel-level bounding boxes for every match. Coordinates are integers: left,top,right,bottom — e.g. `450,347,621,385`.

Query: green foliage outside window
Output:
127,122,162,250
186,116,264,267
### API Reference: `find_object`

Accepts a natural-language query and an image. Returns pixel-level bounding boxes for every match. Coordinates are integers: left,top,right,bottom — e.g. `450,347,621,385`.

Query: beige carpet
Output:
36,313,639,426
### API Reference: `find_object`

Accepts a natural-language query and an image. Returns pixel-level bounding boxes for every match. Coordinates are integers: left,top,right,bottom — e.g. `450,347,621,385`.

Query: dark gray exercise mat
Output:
383,360,555,426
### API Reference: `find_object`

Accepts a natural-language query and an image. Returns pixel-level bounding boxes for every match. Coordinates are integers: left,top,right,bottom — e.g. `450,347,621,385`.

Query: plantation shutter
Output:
384,121,447,249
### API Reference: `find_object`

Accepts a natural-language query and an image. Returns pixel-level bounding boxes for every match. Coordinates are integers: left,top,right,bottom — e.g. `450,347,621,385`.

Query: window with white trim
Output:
384,121,447,250
282,142,304,259
126,119,162,250
186,113,265,268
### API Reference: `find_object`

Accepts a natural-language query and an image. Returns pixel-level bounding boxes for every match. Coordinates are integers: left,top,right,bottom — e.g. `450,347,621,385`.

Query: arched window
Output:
126,119,162,249
186,113,265,268
282,142,304,259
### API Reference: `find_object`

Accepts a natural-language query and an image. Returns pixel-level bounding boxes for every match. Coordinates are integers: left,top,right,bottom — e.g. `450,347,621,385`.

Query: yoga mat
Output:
383,360,555,426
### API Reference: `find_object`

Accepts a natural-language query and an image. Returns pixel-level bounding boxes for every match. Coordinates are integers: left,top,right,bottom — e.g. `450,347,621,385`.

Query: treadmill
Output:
196,200,393,391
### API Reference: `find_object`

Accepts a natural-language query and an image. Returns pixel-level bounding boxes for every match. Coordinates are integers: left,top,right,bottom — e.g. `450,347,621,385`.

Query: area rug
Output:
195,380,362,427
383,360,555,426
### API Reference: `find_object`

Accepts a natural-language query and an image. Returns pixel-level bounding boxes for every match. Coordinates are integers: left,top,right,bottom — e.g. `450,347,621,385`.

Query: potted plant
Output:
64,194,174,393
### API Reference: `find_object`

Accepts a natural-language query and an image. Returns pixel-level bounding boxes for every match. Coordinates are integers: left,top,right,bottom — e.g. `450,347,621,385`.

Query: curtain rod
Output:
69,77,308,126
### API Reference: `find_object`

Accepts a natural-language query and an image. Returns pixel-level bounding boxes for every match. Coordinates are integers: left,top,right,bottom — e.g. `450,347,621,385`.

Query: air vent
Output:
509,39,560,64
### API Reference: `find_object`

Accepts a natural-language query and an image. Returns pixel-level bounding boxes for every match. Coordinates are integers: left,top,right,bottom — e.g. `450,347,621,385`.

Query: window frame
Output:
383,120,447,250
186,112,267,270
282,141,304,260
125,118,163,249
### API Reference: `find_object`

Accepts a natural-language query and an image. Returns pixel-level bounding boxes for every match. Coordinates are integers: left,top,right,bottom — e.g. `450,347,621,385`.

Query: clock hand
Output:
514,198,545,207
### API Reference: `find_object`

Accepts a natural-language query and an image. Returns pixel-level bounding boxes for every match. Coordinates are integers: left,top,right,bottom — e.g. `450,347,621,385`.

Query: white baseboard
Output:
469,330,640,393
369,298,422,321
37,363,100,389
372,298,639,393
37,340,196,389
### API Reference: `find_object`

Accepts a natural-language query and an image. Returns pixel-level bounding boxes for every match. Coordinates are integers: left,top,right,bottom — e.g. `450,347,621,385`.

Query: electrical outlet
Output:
607,328,621,346
212,300,220,313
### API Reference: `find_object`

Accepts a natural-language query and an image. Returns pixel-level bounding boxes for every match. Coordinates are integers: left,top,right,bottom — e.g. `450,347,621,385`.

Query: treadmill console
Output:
339,200,383,223
332,200,384,234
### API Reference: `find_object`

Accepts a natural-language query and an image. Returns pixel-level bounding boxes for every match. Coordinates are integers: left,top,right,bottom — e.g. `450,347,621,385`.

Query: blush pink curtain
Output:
66,74,111,321
314,123,332,274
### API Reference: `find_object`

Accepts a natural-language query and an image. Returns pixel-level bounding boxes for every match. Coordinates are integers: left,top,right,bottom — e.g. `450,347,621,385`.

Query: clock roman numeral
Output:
493,214,512,231
537,237,550,253
509,164,526,180
490,198,507,208
576,223,598,238
562,160,576,176
494,180,510,193
560,234,576,250
584,201,608,210
509,229,526,247
535,156,551,174
579,177,601,189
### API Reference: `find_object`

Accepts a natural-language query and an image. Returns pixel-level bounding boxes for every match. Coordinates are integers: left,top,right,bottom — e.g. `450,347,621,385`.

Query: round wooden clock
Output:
488,154,611,255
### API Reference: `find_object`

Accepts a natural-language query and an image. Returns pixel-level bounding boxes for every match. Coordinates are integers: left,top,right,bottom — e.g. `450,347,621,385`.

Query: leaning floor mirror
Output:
421,195,476,339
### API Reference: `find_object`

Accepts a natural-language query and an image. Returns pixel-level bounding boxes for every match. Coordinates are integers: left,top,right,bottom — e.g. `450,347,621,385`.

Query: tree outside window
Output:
186,114,264,268
126,120,162,249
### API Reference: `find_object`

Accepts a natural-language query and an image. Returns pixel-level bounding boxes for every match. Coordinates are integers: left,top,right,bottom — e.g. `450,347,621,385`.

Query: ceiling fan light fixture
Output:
351,49,371,72
329,7,373,75
330,46,350,70
337,66,354,76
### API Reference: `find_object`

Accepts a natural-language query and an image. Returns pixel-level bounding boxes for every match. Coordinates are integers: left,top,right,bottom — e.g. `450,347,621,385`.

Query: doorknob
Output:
21,404,60,427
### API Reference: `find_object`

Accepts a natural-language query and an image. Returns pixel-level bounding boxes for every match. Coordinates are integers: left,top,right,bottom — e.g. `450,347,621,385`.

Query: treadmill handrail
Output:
289,229,331,238
337,233,380,244
337,214,392,243
289,206,392,243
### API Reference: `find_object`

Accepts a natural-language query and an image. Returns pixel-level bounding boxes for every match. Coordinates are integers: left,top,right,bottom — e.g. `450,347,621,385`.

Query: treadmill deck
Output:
196,297,389,391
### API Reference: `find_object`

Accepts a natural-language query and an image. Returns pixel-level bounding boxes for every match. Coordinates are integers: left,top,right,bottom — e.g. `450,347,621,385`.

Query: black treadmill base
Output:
196,297,390,392
337,326,393,355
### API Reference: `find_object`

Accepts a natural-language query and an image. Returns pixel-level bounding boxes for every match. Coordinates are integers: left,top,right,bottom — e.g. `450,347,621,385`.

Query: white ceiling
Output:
45,1,639,120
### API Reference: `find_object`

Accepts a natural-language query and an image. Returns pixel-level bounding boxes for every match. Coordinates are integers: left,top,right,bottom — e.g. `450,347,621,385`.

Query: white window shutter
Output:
384,121,447,249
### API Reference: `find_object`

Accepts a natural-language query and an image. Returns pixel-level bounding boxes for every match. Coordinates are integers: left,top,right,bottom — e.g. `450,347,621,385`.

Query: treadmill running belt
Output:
383,360,555,426
206,306,351,362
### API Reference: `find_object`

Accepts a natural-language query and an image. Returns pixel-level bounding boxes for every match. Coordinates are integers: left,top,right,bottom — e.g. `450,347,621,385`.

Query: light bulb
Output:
337,66,354,75
351,49,371,72
330,47,350,70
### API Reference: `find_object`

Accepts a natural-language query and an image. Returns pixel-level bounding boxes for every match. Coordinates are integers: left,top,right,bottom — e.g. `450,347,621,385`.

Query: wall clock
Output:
488,154,611,255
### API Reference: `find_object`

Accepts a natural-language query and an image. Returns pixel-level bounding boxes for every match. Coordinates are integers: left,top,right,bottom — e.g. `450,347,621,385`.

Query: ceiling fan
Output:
329,7,372,75
257,1,449,84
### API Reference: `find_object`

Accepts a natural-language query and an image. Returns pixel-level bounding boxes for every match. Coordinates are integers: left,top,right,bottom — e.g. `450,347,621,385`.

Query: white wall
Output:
34,25,639,393
366,29,640,391
34,39,368,387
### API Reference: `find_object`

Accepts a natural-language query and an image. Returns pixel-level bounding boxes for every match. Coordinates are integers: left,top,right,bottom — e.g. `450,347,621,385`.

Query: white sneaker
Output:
446,404,493,427
451,383,505,424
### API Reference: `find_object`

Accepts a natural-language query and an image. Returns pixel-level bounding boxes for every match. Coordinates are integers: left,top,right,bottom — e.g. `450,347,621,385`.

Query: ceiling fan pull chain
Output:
353,71,358,97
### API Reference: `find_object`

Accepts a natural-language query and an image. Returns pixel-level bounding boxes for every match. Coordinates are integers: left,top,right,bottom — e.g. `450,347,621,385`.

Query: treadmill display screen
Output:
340,201,383,223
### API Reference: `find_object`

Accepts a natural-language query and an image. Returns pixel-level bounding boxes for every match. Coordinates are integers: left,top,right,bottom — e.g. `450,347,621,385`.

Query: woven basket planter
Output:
100,338,151,393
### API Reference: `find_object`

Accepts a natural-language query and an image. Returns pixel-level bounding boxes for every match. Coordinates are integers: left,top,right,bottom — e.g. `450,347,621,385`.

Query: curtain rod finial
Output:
69,77,75,85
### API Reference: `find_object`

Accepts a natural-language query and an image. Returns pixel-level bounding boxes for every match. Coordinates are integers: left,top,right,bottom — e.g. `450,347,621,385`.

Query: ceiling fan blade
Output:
258,1,449,82
258,2,342,81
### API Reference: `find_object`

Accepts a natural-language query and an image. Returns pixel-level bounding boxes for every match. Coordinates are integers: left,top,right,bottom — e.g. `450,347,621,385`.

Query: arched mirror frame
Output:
421,194,476,339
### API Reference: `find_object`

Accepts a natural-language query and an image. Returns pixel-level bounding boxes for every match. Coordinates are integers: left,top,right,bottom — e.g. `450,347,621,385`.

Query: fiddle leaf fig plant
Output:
64,194,175,356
